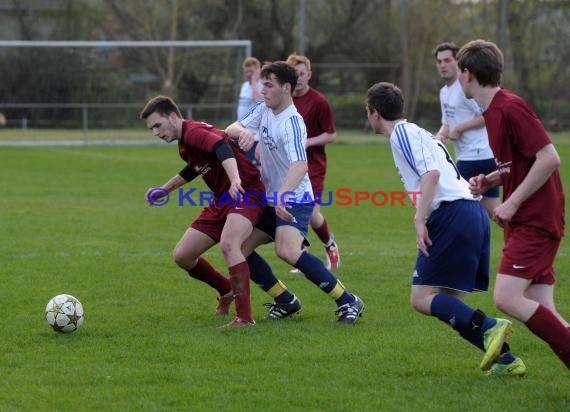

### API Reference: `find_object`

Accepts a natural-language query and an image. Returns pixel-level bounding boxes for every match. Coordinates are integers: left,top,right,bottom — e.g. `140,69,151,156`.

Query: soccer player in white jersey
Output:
236,57,263,167
365,82,525,375
434,42,499,217
226,61,364,324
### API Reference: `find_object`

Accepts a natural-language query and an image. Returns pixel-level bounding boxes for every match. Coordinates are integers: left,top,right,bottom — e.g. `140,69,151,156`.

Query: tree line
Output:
0,0,567,130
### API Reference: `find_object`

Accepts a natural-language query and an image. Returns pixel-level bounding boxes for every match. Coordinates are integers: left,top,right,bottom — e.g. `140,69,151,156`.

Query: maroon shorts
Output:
499,225,561,285
190,190,264,243
309,175,325,200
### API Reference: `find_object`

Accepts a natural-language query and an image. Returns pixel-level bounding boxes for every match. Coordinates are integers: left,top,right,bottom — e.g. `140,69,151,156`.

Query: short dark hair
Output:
366,82,405,121
456,39,503,87
260,61,298,91
433,42,459,59
140,96,182,120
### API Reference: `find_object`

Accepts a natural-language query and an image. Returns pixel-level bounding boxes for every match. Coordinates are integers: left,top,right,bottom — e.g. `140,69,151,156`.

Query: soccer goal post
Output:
0,40,252,145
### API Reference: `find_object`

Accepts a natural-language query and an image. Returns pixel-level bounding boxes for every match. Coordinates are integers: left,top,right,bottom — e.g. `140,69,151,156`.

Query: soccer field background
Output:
1,131,569,411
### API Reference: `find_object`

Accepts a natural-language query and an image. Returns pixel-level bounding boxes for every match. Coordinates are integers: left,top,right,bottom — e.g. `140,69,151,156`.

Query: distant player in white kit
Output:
226,61,364,323
366,81,525,375
434,42,499,217
236,57,263,167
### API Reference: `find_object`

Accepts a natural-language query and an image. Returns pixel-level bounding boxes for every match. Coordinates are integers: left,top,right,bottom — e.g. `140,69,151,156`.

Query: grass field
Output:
1,130,569,411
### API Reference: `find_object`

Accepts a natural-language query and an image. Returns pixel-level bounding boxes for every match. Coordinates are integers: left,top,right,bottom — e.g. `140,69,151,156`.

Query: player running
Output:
458,39,570,372
286,54,341,271
226,61,364,324
141,96,264,327
366,81,525,375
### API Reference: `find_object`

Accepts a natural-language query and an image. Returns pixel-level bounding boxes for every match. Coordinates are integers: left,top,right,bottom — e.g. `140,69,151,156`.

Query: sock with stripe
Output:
246,251,294,304
294,251,352,306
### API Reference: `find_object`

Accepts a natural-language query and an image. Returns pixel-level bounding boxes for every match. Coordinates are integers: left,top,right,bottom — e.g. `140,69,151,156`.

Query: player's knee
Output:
410,294,430,315
274,244,296,265
219,238,239,260
172,246,194,268
172,247,184,267
493,289,517,316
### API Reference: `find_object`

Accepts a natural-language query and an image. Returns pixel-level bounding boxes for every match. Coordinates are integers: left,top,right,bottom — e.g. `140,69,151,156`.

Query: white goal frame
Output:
0,40,251,56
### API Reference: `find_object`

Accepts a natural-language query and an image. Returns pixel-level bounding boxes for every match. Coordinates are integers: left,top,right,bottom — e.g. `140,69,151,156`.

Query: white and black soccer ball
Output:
45,294,84,333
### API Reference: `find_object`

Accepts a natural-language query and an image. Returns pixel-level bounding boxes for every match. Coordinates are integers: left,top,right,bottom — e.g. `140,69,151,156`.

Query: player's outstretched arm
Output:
144,173,188,206
225,121,254,151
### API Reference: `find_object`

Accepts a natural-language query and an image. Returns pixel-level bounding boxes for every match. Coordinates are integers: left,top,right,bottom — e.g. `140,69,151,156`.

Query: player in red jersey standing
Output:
457,39,570,371
140,96,263,328
285,54,340,271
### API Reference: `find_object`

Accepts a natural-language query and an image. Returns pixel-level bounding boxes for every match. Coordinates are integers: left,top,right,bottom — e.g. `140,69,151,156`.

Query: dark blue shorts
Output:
457,158,500,198
413,199,490,292
255,203,313,246
244,141,260,167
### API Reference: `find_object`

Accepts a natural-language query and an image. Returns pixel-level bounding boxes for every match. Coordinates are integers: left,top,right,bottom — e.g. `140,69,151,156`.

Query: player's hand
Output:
145,187,168,206
435,133,447,143
275,194,296,223
414,221,432,257
448,127,461,141
237,129,254,151
228,178,245,201
491,200,518,228
468,174,489,196
275,203,295,223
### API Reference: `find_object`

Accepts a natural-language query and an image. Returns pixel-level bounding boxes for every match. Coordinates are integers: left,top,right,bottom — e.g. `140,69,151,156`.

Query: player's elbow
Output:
224,122,241,137
538,144,561,171
424,169,440,184
548,151,561,170
293,160,308,174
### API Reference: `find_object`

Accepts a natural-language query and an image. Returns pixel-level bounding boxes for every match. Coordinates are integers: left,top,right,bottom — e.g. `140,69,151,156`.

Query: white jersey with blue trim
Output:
239,101,313,206
440,79,493,161
390,120,478,217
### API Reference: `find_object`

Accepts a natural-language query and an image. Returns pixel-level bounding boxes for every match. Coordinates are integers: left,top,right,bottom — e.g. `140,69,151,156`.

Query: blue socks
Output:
294,251,353,306
431,293,515,364
430,293,495,331
246,252,294,304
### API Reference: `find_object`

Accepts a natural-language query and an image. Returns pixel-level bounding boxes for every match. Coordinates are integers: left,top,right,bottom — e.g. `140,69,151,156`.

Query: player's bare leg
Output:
174,228,233,316
310,203,340,270
494,274,570,369
524,283,569,327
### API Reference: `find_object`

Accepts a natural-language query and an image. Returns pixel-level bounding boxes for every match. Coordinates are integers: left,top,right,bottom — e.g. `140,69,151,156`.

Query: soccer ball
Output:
45,294,84,333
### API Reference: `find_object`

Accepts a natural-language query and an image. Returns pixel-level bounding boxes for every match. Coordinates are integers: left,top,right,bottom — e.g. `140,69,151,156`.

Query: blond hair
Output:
242,57,261,69
286,53,311,72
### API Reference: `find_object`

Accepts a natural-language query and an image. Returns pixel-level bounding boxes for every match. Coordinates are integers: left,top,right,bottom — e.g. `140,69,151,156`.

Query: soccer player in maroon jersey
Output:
457,40,570,371
140,96,264,328
285,54,341,271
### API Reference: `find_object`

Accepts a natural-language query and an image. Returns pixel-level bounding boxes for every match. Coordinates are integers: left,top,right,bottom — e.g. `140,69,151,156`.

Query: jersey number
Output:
436,141,461,180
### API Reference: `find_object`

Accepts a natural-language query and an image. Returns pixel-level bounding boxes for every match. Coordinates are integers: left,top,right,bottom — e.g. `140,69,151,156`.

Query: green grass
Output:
1,133,569,411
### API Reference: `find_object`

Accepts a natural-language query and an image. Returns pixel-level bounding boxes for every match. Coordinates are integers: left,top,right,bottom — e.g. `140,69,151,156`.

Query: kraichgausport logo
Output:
146,188,421,207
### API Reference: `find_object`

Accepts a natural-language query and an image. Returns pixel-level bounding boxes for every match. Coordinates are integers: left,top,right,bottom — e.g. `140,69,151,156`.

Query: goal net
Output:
0,40,251,145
